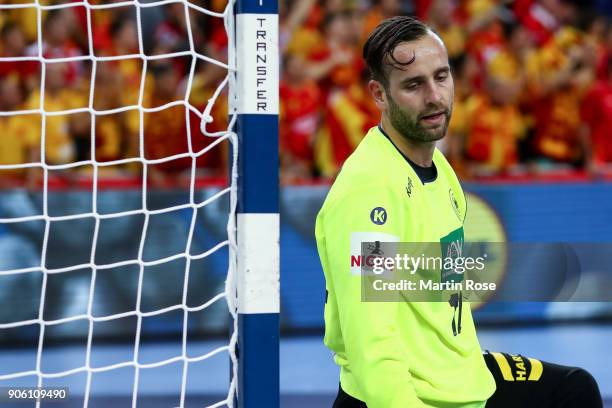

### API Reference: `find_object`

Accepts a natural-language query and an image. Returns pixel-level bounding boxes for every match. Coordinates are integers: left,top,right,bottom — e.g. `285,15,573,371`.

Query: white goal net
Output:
0,0,241,407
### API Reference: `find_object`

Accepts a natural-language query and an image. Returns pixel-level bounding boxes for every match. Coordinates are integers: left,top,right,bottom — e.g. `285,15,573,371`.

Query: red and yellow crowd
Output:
0,0,229,187
280,0,612,181
0,0,611,186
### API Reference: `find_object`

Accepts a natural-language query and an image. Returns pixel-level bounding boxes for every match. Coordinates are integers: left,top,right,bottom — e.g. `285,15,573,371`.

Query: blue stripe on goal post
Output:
235,0,279,407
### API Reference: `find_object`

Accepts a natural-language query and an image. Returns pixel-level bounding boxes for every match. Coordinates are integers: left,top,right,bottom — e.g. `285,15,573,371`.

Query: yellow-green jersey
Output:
315,126,496,407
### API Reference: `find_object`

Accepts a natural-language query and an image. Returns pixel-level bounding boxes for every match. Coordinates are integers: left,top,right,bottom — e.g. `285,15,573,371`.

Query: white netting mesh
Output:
0,1,239,407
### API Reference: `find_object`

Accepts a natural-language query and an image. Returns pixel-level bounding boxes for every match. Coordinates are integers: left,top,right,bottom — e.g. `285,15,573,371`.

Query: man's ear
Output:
368,79,387,111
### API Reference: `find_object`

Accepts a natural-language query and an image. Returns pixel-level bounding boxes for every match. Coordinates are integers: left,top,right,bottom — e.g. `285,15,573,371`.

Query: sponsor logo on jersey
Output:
370,207,387,225
440,227,465,283
406,177,414,197
366,241,384,255
349,232,400,275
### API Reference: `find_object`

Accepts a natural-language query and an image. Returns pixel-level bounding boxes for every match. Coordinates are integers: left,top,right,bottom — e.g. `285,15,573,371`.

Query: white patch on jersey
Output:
349,232,400,275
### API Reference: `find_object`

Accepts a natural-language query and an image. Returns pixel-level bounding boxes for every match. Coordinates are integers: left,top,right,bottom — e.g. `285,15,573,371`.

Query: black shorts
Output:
332,350,603,408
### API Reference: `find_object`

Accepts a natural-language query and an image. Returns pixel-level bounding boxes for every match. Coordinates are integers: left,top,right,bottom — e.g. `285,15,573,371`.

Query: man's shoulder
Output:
433,148,467,220
433,148,462,188
321,130,465,210
320,128,400,212
335,127,396,185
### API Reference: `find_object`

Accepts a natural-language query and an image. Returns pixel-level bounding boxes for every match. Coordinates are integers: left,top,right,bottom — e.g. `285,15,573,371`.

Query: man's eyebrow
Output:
435,66,451,75
399,66,450,84
400,74,425,84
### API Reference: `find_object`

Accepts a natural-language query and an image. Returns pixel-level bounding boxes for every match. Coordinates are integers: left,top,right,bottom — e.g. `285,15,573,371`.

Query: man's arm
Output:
317,184,427,408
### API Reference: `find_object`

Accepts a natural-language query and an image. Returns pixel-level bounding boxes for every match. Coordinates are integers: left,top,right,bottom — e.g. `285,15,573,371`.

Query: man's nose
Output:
424,80,443,106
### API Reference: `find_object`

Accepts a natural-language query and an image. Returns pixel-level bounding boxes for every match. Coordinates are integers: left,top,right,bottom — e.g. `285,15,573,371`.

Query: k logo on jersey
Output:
370,207,387,225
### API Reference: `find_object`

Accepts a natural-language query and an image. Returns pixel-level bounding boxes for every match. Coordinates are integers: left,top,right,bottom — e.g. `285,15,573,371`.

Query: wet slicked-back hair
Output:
363,16,431,88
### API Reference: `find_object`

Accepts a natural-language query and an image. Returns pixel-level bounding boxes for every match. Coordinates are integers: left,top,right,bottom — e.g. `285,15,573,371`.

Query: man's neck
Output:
380,114,436,167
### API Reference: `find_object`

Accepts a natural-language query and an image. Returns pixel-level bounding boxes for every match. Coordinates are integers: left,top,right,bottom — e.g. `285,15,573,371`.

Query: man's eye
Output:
406,83,420,90
436,74,448,81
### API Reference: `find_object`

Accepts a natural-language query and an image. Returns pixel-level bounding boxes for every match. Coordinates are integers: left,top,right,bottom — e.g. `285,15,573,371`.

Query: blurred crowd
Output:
0,0,229,187
280,0,612,181
0,0,611,186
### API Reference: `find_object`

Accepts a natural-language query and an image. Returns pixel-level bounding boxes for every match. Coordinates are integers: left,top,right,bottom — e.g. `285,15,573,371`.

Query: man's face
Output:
374,33,454,143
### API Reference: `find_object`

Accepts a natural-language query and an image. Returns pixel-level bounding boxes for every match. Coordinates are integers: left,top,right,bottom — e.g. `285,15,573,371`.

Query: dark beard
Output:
387,95,451,143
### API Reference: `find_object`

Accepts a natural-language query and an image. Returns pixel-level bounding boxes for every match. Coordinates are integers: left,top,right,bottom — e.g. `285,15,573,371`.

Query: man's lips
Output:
420,111,445,119
420,111,446,124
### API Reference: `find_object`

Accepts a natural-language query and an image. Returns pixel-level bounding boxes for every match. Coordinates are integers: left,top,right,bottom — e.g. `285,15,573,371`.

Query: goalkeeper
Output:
315,16,602,408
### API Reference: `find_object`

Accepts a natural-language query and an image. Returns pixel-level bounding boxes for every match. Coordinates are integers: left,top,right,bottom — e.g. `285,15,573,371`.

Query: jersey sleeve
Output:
316,183,427,408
